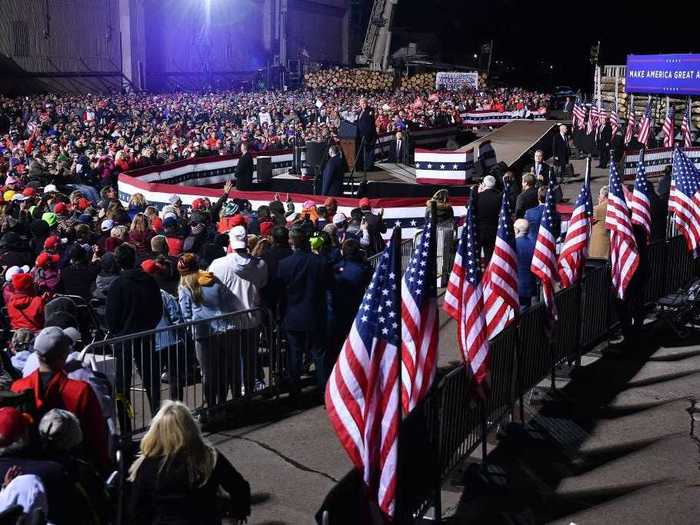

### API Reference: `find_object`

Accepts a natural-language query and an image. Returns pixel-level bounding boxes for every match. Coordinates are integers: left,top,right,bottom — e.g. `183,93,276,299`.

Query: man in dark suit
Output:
356,97,377,171
552,124,570,177
527,149,552,187
476,175,502,264
358,197,386,257
388,130,408,164
235,142,254,191
515,174,539,219
524,187,561,240
277,228,332,394
321,145,345,196
597,119,613,168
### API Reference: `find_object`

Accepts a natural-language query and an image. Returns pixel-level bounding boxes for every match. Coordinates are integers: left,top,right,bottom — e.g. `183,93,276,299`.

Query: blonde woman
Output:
128,192,147,220
129,213,155,256
128,401,250,524
177,253,234,408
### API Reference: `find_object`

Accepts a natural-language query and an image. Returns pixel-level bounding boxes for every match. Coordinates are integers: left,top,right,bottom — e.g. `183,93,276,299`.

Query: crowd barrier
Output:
80,307,279,437
322,234,698,524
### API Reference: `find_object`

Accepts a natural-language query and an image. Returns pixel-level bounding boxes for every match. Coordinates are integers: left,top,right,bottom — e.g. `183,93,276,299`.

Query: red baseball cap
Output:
259,221,274,237
77,198,90,210
359,197,370,209
44,235,60,250
35,252,60,268
54,202,68,215
11,272,34,293
0,407,33,447
22,187,36,197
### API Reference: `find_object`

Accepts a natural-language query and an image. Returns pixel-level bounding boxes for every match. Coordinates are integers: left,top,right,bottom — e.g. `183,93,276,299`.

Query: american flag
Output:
325,231,401,518
637,101,653,147
531,178,559,319
444,188,490,392
401,220,438,413
610,108,620,137
573,99,586,130
587,104,599,135
681,100,693,149
483,183,518,339
662,106,675,148
630,148,652,243
605,161,640,299
598,107,609,130
558,160,593,288
624,111,637,146
670,148,700,255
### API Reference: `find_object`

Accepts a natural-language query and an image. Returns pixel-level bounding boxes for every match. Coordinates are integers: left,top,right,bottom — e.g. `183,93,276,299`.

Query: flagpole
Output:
392,225,404,523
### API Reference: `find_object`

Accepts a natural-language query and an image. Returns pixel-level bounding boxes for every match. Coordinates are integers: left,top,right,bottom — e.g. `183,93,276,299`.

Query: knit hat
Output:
5,265,30,282
228,225,247,250
332,212,347,225
177,253,199,275
38,409,83,452
54,202,68,215
259,221,274,237
44,235,60,250
163,216,178,229
222,201,239,217
151,235,168,254
0,407,33,447
33,326,71,357
35,252,60,268
11,272,34,292
42,212,57,227
100,219,114,232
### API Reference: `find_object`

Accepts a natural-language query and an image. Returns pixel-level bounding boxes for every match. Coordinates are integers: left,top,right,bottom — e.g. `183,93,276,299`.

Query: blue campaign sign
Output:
625,54,700,95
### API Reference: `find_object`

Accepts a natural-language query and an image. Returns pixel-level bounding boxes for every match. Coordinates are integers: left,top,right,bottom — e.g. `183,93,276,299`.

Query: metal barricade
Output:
665,235,694,295
368,238,414,269
80,308,279,437
516,304,550,397
553,283,582,365
644,239,668,304
484,324,517,429
579,261,610,350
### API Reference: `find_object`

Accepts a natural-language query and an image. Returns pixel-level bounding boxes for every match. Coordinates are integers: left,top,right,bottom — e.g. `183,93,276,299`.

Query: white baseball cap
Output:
229,225,247,250
5,265,30,282
43,184,58,194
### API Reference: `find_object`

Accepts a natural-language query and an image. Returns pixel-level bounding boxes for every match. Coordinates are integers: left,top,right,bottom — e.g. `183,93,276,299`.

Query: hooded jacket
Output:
7,289,46,331
178,271,234,339
208,252,267,328
105,268,163,336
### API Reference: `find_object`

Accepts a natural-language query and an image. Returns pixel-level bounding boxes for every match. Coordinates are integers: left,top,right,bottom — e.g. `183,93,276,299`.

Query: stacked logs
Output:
304,67,392,91
400,72,436,90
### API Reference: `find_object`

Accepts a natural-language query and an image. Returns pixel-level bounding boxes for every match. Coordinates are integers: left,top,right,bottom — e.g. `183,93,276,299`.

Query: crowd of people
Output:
0,84,549,190
0,157,397,522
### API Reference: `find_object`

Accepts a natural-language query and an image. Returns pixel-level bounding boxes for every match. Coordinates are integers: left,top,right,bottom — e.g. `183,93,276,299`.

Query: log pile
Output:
304,68,393,91
400,72,436,90
600,72,700,127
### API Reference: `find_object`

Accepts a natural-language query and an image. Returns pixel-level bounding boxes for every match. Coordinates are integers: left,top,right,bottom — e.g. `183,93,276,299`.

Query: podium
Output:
339,139,357,171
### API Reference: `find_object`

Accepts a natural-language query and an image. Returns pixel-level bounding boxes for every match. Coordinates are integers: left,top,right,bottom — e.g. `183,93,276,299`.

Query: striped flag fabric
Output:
624,111,637,146
531,178,559,319
670,148,700,254
662,106,675,148
443,188,490,392
401,219,438,413
681,101,693,149
558,159,593,288
573,99,586,130
630,148,652,243
637,102,653,147
587,104,599,135
325,230,402,518
483,183,519,339
610,108,620,137
605,161,640,299
598,107,609,130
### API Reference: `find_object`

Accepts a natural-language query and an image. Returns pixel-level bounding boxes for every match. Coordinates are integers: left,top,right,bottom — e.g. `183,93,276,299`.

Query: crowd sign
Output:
435,71,479,91
626,54,700,95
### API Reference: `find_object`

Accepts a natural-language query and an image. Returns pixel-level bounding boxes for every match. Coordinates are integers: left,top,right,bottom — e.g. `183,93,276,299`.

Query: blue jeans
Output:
286,330,327,392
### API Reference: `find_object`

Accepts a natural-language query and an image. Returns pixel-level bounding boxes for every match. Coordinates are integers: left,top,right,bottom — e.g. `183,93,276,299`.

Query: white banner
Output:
435,71,480,91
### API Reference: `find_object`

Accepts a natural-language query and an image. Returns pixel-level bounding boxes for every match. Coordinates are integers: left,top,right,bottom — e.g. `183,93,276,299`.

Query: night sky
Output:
392,0,697,91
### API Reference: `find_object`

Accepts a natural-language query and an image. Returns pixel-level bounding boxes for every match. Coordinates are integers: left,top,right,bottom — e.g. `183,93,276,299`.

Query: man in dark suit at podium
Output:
322,145,345,196
356,97,377,171
235,142,254,191
388,130,408,164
